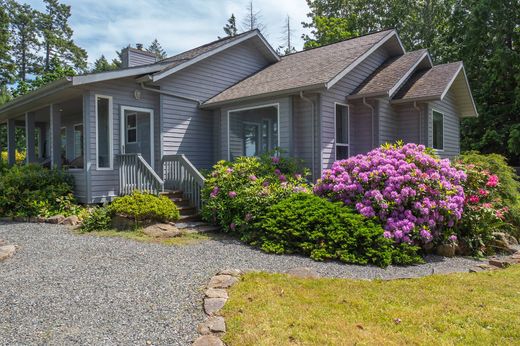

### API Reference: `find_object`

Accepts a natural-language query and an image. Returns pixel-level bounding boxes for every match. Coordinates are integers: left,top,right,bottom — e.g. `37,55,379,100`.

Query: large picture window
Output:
432,110,444,150
96,96,113,169
335,103,349,160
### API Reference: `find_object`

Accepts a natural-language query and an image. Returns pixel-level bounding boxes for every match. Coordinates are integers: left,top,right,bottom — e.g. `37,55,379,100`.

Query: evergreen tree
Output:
6,0,41,81
39,0,87,72
91,54,117,72
147,39,167,60
0,5,15,86
242,1,265,32
223,14,238,37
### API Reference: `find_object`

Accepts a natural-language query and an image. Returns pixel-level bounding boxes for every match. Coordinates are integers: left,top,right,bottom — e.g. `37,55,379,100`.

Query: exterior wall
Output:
349,100,376,156
292,94,319,178
321,47,390,170
158,40,272,170
428,89,460,158
377,98,398,145
84,78,160,203
394,103,428,146
122,48,157,67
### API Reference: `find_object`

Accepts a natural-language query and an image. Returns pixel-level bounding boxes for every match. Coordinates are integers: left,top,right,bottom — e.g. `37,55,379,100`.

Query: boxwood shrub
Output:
254,193,422,267
109,191,180,224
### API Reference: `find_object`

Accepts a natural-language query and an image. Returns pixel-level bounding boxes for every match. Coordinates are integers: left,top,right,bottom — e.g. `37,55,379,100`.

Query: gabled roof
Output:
392,62,478,117
349,49,432,99
203,29,402,107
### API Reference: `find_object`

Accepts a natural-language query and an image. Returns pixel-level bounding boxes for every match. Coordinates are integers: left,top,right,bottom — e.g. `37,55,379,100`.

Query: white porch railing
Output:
162,154,206,211
118,153,164,195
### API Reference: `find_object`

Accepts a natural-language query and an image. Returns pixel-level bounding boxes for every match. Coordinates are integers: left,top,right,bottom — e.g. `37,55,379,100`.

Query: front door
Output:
121,107,154,167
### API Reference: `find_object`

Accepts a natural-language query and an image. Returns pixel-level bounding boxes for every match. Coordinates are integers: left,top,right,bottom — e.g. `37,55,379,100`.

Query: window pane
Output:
244,124,258,157
336,146,349,160
127,113,137,128
433,111,444,150
127,128,137,143
97,97,111,168
336,104,349,144
74,124,83,159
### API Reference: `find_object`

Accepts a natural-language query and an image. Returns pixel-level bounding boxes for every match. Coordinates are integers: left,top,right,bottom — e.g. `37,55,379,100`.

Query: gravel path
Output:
0,222,481,345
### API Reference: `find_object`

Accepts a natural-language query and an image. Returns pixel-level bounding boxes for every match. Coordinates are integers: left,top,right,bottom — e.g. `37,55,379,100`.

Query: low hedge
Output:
109,191,180,224
253,194,422,267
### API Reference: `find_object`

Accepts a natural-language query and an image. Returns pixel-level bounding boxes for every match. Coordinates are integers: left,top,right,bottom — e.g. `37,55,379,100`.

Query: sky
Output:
25,0,312,66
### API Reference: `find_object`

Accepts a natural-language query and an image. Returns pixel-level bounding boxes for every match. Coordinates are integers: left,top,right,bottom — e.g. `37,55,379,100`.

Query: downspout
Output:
300,91,316,178
139,82,202,106
413,101,422,144
362,97,375,148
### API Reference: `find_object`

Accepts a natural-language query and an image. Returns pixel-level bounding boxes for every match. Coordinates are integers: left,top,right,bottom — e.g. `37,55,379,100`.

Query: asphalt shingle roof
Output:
393,62,463,100
352,49,428,97
204,30,394,105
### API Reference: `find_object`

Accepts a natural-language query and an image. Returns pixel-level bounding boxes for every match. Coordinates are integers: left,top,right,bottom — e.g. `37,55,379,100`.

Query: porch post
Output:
7,118,16,166
50,104,62,169
25,112,36,164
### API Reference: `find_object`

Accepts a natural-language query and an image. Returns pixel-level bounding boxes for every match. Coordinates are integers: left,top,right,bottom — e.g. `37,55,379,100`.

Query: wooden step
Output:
160,190,183,198
170,198,191,207
178,213,202,222
177,206,197,216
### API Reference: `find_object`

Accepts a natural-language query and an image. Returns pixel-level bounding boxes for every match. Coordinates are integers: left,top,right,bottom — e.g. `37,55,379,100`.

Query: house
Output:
0,29,477,207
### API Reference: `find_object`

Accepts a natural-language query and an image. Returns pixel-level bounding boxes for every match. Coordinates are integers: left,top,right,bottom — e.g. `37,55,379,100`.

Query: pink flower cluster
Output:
314,143,466,244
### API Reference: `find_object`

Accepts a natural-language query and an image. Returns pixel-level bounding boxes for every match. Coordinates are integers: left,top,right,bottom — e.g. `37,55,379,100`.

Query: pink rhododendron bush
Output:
314,143,466,246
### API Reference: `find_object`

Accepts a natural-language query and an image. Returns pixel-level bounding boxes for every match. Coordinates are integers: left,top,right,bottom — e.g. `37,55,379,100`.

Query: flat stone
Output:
196,322,211,335
142,223,183,238
0,245,16,261
469,266,485,273
206,316,226,333
196,225,221,233
218,268,242,277
175,221,205,229
62,215,80,226
208,275,238,289
46,215,65,224
192,335,224,346
204,298,227,315
286,267,320,279
489,258,512,268
205,288,228,299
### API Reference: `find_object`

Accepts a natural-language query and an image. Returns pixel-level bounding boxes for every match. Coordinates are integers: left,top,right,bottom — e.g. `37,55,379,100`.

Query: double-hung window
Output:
432,110,444,150
335,103,349,160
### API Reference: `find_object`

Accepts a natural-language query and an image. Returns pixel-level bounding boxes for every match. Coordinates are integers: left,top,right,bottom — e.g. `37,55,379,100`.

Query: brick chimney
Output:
121,44,157,68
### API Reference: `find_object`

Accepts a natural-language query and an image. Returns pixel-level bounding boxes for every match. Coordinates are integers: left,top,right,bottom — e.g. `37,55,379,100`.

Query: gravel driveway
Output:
0,222,480,345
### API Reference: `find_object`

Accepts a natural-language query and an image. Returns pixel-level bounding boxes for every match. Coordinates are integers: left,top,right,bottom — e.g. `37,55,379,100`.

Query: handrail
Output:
117,153,164,196
162,154,205,210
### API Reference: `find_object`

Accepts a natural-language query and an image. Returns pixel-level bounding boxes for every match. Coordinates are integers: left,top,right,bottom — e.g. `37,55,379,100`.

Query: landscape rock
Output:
196,323,211,335
203,298,227,315
0,245,16,261
204,288,228,299
286,267,320,279
46,215,65,224
208,275,238,289
192,335,224,346
142,223,183,238
62,215,80,226
197,316,226,335
436,244,456,257
489,258,513,268
217,268,242,277
0,239,5,246
111,215,135,231
455,241,472,256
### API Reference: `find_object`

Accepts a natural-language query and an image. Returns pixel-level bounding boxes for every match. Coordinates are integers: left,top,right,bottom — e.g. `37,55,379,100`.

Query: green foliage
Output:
147,39,167,60
109,191,180,224
0,164,77,217
80,207,113,233
201,151,310,234
223,14,238,37
0,5,15,86
254,194,422,267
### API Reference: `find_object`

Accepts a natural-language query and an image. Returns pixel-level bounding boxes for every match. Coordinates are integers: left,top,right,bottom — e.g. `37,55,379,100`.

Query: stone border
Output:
192,269,242,346
469,252,520,272
0,215,80,226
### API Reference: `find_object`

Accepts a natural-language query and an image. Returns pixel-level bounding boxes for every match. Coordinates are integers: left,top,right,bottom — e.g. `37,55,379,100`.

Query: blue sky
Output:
26,0,311,66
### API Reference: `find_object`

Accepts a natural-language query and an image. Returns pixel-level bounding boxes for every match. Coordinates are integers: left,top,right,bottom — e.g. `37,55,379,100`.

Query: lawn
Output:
222,266,520,345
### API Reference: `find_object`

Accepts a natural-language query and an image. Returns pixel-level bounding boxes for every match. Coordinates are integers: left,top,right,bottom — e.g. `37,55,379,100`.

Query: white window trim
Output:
95,94,114,170
120,105,155,170
227,103,280,161
334,102,350,161
431,108,445,152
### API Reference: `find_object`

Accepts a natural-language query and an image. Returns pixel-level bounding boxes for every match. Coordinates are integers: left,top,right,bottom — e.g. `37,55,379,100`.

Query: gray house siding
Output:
292,94,319,178
428,89,460,158
349,101,376,155
321,47,390,169
377,99,398,145
394,103,428,146
158,41,272,170
85,79,160,202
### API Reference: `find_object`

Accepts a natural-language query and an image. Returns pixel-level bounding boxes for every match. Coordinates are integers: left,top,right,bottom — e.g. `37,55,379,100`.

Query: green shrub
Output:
109,191,179,224
254,194,422,267
201,151,310,236
80,207,113,233
0,164,77,217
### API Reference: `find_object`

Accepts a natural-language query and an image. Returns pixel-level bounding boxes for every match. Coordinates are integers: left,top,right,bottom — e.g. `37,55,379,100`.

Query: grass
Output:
222,266,520,345
81,229,211,246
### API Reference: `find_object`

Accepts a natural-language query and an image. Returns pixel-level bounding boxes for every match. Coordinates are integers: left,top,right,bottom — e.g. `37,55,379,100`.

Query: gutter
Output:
362,97,376,147
139,81,202,106
300,91,316,178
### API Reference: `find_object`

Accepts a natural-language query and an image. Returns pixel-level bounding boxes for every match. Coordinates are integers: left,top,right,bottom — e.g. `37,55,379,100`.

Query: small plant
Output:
109,191,180,225
80,207,113,233
254,194,422,267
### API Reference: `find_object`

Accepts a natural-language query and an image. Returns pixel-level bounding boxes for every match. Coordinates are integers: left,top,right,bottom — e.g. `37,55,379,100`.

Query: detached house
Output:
0,29,477,208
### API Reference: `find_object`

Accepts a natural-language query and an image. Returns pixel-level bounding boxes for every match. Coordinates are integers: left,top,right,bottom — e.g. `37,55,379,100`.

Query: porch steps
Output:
161,190,202,222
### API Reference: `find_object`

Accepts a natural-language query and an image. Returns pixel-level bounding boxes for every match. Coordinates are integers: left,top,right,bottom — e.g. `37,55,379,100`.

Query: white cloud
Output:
25,0,312,65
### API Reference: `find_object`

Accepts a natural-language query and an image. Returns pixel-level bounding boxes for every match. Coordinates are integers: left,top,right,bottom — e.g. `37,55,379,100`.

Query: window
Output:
96,96,112,169
244,123,259,157
74,124,83,160
335,103,349,160
432,110,444,150
126,113,137,143
60,127,67,158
